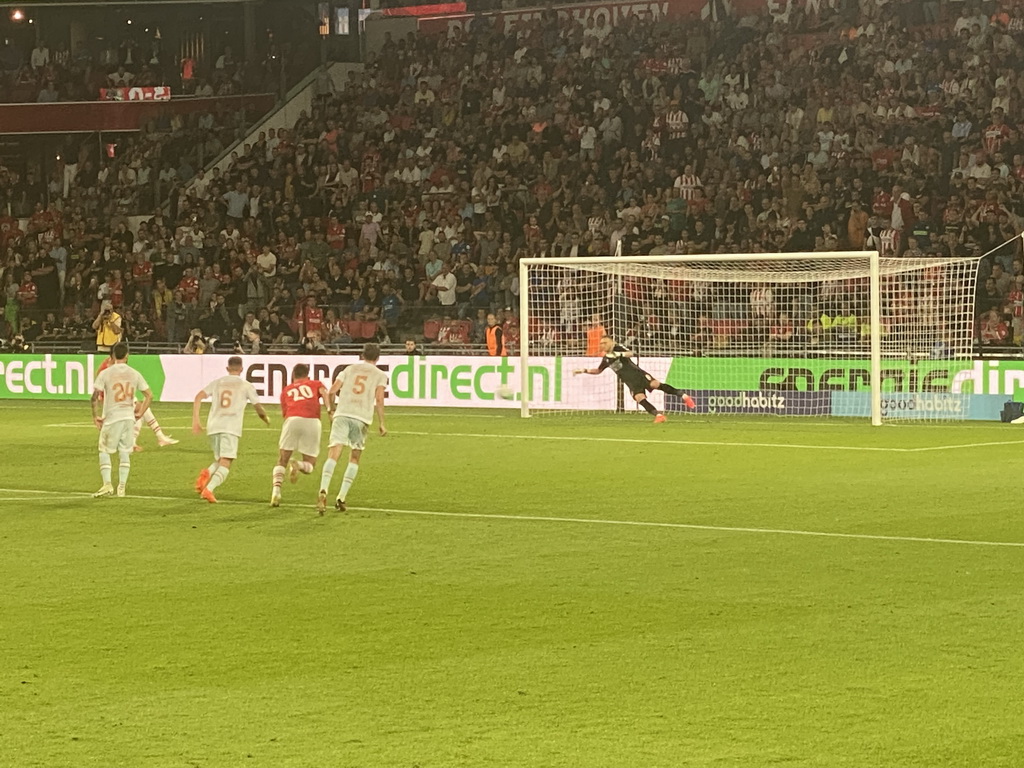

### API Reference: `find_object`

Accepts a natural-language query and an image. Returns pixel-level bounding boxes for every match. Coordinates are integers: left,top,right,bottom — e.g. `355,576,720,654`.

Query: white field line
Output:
45,419,195,428
1,487,1022,549
0,496,68,502
44,413,511,428
399,429,899,452
45,423,896,451
40,423,1024,452
399,430,1024,453
909,439,1024,452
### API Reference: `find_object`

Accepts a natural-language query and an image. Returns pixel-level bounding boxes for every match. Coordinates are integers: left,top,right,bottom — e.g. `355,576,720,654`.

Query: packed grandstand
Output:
1,0,1022,354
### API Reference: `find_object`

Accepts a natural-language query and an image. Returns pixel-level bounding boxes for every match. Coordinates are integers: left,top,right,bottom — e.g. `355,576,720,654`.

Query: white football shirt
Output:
94,364,149,424
333,362,388,425
203,374,259,437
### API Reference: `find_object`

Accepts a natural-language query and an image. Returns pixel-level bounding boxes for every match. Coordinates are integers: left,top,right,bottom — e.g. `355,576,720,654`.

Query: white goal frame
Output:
519,252,885,425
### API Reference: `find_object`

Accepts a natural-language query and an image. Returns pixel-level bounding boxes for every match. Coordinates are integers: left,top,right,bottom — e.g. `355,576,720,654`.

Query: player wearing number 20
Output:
192,355,270,503
90,342,153,498
271,364,330,508
318,343,389,514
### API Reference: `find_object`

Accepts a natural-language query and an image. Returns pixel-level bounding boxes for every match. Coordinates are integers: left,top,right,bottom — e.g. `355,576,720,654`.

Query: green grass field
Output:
3,403,1024,767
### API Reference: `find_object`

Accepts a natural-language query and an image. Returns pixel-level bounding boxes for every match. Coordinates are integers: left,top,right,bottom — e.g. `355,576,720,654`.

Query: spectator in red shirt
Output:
132,252,154,300
107,269,125,308
0,215,23,249
178,267,200,303
17,276,39,308
27,203,55,237
295,296,324,341
983,114,1012,155
325,215,346,251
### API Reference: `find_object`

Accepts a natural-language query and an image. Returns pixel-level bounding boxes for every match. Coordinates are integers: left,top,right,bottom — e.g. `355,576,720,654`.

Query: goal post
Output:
519,252,982,423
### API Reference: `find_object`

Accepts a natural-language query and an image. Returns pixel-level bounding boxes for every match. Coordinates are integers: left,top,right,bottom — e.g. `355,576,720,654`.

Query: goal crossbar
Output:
519,251,874,267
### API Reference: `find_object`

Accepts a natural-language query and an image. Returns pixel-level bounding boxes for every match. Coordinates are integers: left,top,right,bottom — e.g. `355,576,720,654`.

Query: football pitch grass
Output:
3,403,1024,767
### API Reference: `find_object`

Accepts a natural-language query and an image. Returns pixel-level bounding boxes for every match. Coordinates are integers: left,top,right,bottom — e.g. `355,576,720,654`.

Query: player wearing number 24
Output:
191,355,270,504
90,342,154,498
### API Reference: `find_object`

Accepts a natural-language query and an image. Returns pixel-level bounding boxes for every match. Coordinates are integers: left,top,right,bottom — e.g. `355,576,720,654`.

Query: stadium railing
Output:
18,340,493,357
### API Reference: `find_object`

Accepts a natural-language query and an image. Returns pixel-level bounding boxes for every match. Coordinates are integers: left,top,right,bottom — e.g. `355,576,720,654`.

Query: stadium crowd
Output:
2,0,1024,353
0,31,299,103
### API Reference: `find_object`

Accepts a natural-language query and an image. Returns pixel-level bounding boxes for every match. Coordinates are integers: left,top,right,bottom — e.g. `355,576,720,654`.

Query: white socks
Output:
320,460,359,501
272,465,285,490
118,449,131,485
207,465,229,492
99,453,112,485
338,463,359,502
319,458,337,494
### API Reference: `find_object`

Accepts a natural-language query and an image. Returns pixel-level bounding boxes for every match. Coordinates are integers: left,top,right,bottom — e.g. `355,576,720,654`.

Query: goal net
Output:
518,252,982,424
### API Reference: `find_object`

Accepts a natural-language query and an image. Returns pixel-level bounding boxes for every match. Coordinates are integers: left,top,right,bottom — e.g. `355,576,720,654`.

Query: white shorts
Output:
209,433,240,461
328,416,369,451
279,417,322,457
99,419,134,453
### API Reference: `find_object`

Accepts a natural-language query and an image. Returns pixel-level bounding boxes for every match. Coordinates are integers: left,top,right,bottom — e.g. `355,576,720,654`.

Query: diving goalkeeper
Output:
574,336,695,423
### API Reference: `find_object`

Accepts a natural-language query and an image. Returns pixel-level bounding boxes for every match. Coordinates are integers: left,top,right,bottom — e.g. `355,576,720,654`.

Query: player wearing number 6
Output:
574,336,696,423
271,364,330,508
318,343,388,514
90,342,153,498
192,355,270,503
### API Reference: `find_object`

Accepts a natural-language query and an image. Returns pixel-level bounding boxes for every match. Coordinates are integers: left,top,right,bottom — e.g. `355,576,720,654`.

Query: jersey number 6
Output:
220,391,233,408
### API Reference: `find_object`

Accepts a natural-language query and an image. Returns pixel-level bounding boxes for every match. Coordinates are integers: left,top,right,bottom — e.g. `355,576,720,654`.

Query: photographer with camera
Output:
196,294,233,352
184,328,207,354
92,299,123,353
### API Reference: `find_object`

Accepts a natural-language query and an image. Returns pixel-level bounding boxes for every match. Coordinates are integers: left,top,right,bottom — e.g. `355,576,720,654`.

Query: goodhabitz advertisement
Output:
663,357,1011,420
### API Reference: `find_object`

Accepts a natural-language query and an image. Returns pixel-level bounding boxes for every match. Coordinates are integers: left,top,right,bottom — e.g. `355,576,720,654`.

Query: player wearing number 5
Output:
192,355,269,504
271,363,330,508
318,343,388,514
90,342,153,498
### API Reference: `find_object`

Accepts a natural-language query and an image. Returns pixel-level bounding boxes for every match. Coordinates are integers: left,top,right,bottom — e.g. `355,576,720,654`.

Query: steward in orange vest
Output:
485,313,506,356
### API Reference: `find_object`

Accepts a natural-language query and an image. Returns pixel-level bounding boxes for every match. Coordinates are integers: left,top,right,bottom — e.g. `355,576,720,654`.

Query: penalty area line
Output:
399,430,905,452
0,487,1022,549
400,430,1024,453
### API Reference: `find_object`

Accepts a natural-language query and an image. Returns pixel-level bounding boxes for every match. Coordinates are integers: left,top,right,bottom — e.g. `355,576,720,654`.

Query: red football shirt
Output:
280,379,325,419
295,306,324,336
178,275,199,302
17,280,38,306
132,260,154,288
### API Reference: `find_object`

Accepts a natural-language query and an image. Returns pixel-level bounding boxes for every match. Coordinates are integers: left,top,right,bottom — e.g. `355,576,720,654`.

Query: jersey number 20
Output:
288,384,315,401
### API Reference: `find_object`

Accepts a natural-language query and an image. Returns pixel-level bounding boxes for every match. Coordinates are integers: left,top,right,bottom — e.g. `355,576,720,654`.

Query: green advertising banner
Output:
0,354,166,400
4,353,1024,404
666,357,1024,398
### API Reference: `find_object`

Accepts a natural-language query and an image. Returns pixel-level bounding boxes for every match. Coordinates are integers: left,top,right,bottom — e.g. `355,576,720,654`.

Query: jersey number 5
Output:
351,374,368,395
